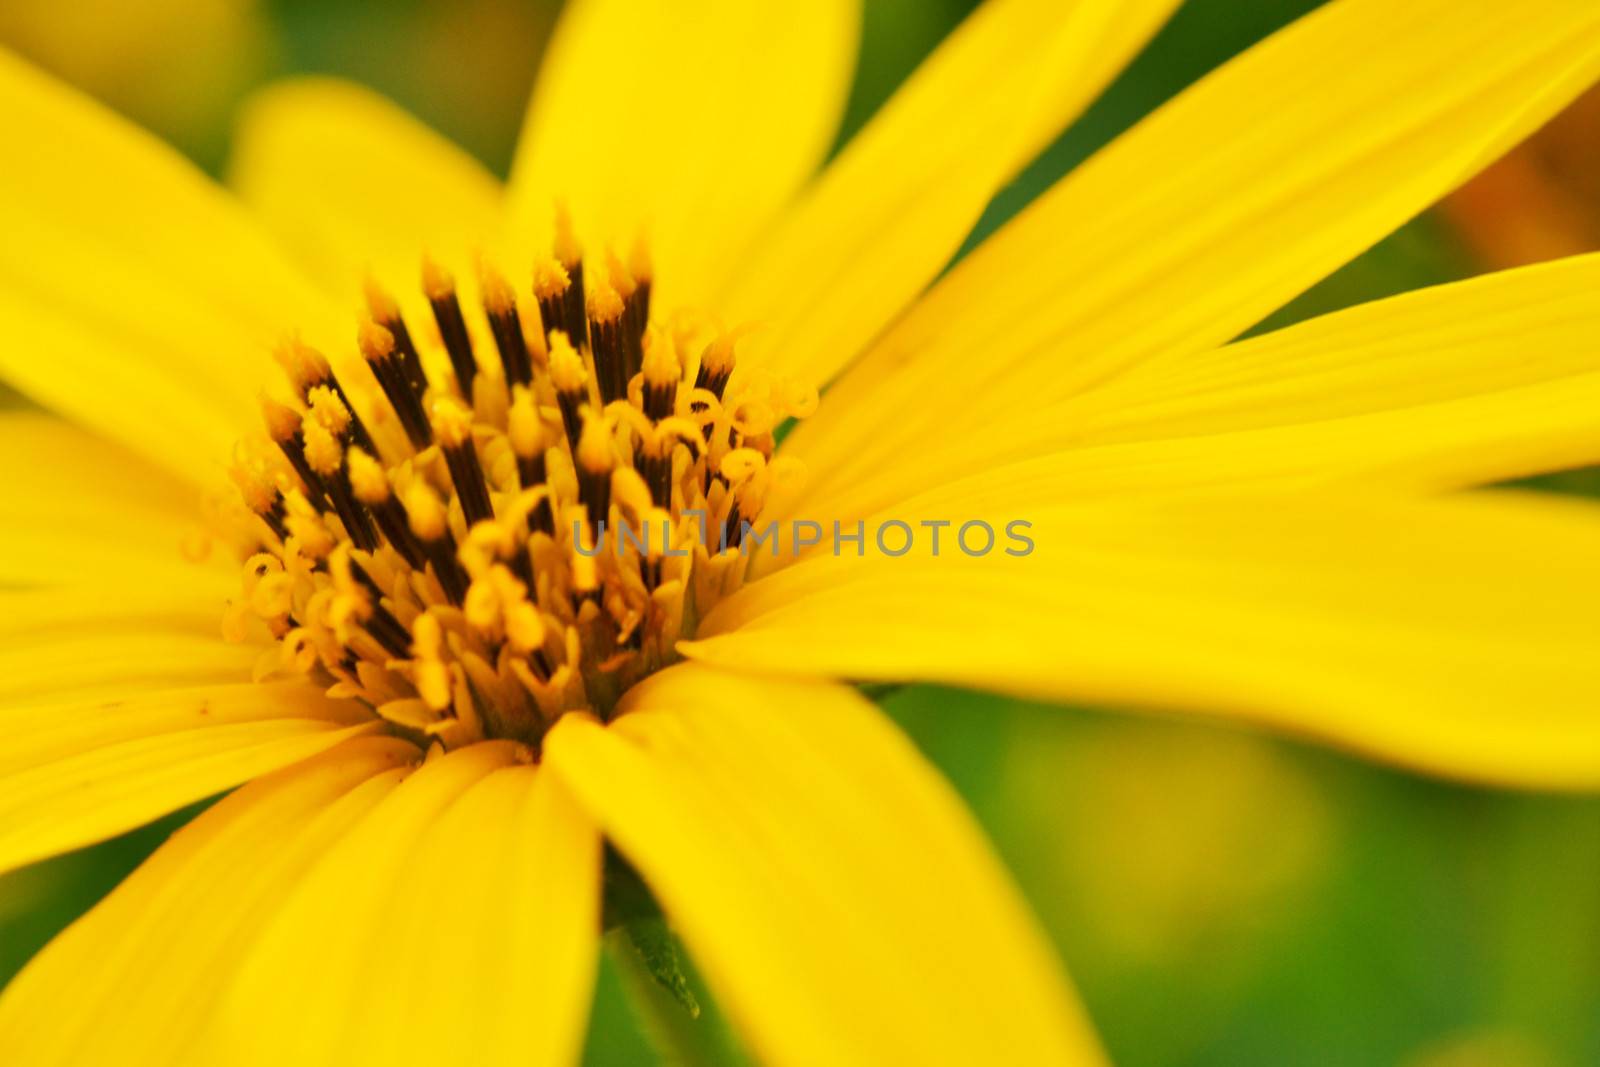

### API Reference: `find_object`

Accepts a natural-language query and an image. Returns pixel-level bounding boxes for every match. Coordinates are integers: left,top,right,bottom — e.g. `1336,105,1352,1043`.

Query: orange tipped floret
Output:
533,257,570,301
575,413,614,538
641,328,680,421
421,254,454,302
508,387,554,536
306,385,352,438
360,318,432,448
363,275,402,324
431,396,494,526
346,446,390,505
553,201,582,268
358,320,396,362
479,259,533,387
508,388,547,460
404,481,468,605
405,481,448,542
300,416,343,478
696,332,737,399
587,270,629,404
349,445,425,569
422,254,478,398
479,260,517,315
430,396,475,450
548,330,588,454
261,395,302,443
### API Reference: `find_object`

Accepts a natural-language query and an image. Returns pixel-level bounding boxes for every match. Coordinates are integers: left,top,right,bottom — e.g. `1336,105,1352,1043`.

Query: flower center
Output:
223,214,815,749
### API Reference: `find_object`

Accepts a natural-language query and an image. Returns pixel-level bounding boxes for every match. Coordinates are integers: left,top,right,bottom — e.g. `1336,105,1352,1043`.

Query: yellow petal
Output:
794,253,1600,522
507,0,860,305
210,740,601,1067
0,50,344,487
783,0,1600,520
0,412,225,586
690,493,1600,790
545,665,1102,1066
0,698,375,874
725,0,1181,387
0,736,418,1067
230,77,504,303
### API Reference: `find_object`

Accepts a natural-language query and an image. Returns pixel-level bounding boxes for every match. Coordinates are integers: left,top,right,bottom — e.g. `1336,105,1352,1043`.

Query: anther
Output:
275,339,380,456
637,431,675,510
533,257,579,352
576,413,614,540
587,271,628,404
431,397,495,527
262,395,330,510
364,278,431,408
548,331,588,455
508,387,554,535
230,460,288,541
627,237,653,339
696,333,737,402
404,481,470,605
422,256,479,400
480,263,534,388
553,203,589,350
641,328,680,421
348,446,426,569
302,415,379,551
359,320,432,448
605,249,646,384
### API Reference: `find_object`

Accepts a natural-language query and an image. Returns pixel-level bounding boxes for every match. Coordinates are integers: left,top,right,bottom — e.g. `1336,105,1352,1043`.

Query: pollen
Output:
224,217,816,748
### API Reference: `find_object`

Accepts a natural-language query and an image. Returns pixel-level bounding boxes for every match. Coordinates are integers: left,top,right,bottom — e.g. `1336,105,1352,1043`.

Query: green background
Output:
1,2,1596,1064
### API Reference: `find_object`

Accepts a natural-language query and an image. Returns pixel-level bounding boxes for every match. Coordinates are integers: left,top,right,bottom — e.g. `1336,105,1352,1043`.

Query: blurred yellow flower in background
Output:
3,0,1600,1064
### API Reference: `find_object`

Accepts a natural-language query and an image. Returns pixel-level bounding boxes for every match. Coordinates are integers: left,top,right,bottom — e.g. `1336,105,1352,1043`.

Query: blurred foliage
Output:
2,1,1599,1065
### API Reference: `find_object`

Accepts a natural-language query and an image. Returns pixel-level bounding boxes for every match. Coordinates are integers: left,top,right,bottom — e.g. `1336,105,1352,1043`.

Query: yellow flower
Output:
3,0,1600,1063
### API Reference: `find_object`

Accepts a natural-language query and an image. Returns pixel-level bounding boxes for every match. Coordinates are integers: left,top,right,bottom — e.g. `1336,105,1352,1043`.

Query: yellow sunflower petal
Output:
545,664,1102,1066
230,77,504,303
0,736,417,1067
0,412,227,586
793,253,1600,522
783,0,1600,517
690,493,1600,790
0,50,344,487
507,0,860,305
0,693,375,875
210,741,601,1067
725,0,1181,386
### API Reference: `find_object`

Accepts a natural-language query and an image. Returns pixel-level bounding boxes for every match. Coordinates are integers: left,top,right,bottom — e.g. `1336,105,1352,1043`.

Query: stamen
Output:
431,397,494,528
301,412,379,551
576,413,614,540
605,249,646,386
404,481,469,605
422,255,479,400
641,328,679,421
359,320,432,448
548,331,589,455
275,339,380,457
587,271,629,404
262,395,329,510
348,446,425,568
533,257,580,353
508,387,554,535
364,278,431,411
553,203,589,351
480,262,534,388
